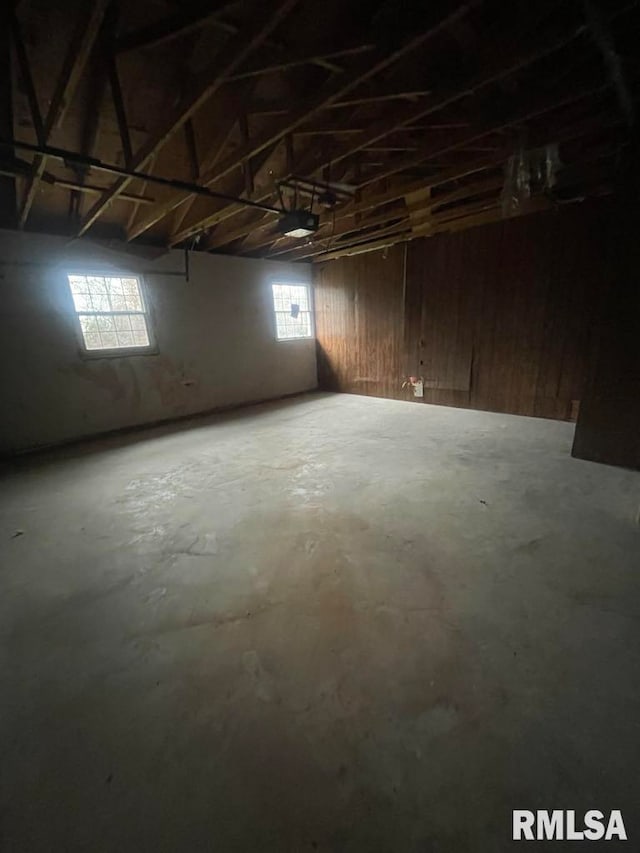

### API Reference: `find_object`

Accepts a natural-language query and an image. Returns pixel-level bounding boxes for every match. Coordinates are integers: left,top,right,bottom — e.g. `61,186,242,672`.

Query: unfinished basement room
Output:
1,1,639,850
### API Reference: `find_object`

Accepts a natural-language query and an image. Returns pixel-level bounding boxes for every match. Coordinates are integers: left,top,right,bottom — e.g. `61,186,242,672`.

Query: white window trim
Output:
66,269,158,359
270,279,314,342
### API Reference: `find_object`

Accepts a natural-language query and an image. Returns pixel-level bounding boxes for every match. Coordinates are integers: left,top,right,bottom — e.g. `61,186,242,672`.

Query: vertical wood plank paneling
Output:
314,245,405,400
313,200,611,421
572,148,640,469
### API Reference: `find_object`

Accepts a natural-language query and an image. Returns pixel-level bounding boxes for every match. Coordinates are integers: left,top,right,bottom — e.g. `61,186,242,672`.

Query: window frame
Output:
65,269,158,359
270,279,314,342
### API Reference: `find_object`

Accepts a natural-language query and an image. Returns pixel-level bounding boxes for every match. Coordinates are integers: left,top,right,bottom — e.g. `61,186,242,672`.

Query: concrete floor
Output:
1,392,639,852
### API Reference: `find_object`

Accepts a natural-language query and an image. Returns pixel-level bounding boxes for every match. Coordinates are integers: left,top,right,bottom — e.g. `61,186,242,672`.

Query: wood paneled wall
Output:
572,149,640,468
314,201,611,421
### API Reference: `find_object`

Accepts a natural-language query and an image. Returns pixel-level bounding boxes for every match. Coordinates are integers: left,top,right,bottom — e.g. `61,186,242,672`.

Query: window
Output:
271,282,312,340
67,273,152,353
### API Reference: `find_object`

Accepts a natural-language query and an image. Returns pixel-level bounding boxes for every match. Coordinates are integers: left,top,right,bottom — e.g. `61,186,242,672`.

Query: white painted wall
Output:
0,230,317,453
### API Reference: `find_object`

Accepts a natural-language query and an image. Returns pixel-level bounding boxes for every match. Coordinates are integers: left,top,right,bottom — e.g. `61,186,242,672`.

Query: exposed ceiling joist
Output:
260,175,504,258
309,173,614,262
168,10,594,248
325,90,432,109
115,2,241,53
291,21,592,184
250,175,503,258
200,157,504,252
6,0,636,253
203,2,481,185
143,1,482,245
166,86,256,239
104,6,132,166
261,110,622,260
77,0,301,237
356,82,609,190
127,153,156,231
225,43,375,82
10,9,45,147
18,0,110,227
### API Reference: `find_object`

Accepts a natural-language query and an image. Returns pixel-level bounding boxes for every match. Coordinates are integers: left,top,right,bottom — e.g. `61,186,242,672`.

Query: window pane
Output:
87,276,107,295
71,292,91,311
114,278,143,310
106,277,124,295
117,331,134,347
83,333,102,350
69,276,89,296
114,315,131,331
90,292,110,311
124,293,143,310
275,310,311,339
272,283,312,339
96,315,115,331
111,295,126,311
131,328,150,346
68,274,151,352
100,331,118,348
130,315,146,330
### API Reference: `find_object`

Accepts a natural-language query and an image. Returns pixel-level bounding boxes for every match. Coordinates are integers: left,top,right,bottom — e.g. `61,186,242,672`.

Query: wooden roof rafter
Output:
166,5,603,248
76,0,302,238
115,2,247,54
135,0,483,245
257,102,624,260
5,0,638,252
17,0,110,227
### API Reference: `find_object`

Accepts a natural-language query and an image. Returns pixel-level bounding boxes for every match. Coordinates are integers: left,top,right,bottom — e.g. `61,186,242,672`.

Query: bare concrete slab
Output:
1,393,639,851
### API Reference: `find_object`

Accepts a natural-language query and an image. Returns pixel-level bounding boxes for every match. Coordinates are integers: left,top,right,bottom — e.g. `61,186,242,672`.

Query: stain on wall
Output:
0,231,316,452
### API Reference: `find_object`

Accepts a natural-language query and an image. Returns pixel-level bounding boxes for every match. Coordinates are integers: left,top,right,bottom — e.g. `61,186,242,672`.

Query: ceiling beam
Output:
259,175,504,257
190,3,479,184
200,83,612,254
261,177,505,259
54,181,153,204
294,2,636,193
309,174,615,263
18,0,109,227
291,20,592,185
305,203,517,263
168,84,256,238
325,90,431,109
199,157,498,252
77,0,301,237
259,107,621,258
282,196,530,262
115,3,240,53
203,210,274,250
356,83,608,190
279,148,618,263
3,137,284,215
225,43,374,82
70,13,113,220
184,119,199,181
104,9,132,166
293,128,363,137
9,8,45,146
127,154,156,232
0,156,155,204
127,131,277,242
182,119,609,252
165,1,482,246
